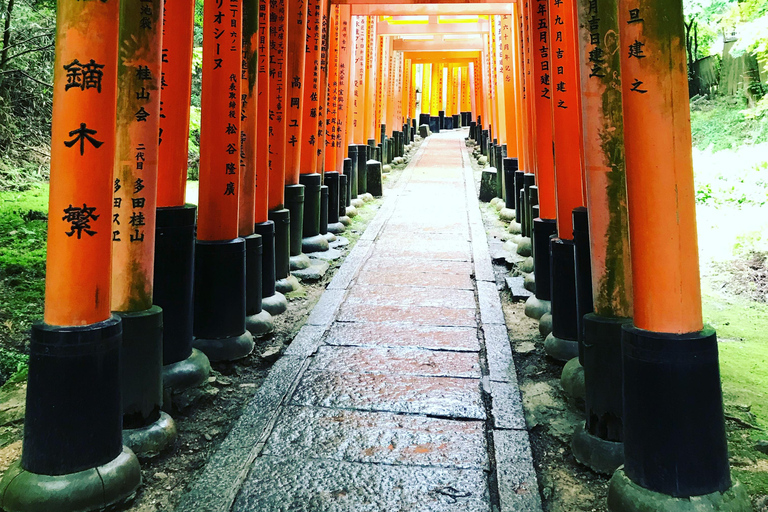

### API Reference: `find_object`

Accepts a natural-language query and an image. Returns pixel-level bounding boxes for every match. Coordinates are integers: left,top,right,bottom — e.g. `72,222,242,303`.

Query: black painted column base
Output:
284,184,312,270
154,205,210,393
319,185,333,243
526,218,557,321
0,316,142,512
192,239,254,361
299,174,329,254
118,306,177,458
545,238,579,361
268,208,301,293
570,314,630,475
608,324,749,511
254,220,288,316
243,233,274,337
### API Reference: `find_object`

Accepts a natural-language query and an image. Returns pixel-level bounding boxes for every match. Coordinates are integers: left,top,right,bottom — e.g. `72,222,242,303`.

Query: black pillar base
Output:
299,174,329,254
118,306,176,457
284,184,306,258
573,207,593,346
155,205,208,392
572,314,631,475
347,147,359,199
545,238,579,361
243,233,273,336
192,238,254,362
268,209,291,281
360,145,371,195
503,158,519,212
620,324,732,497
367,160,383,197
533,218,557,302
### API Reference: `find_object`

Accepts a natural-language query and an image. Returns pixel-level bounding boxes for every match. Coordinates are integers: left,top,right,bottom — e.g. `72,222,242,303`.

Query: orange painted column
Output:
255,0,270,223
267,0,287,211
351,15,367,145
45,2,119,327
501,14,519,158
619,0,702,334
403,58,412,121
421,63,431,119
324,5,340,173
284,0,308,186
300,0,320,175
461,65,471,114
385,41,395,135
531,0,556,221
158,0,194,208
549,0,585,240
608,2,741,502
514,5,528,170
240,0,259,236
315,0,331,173
493,16,506,143
374,33,386,135
335,6,351,169
363,16,377,141
523,0,538,172
11,0,143,496
430,61,440,117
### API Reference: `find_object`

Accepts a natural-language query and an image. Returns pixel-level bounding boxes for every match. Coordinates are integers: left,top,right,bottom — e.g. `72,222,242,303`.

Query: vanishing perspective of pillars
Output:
112,0,176,457
608,1,750,509
527,0,558,324
240,0,274,336
569,0,632,476
155,0,211,396
193,0,254,361
255,0,288,317
544,0,588,362
0,0,142,509
268,0,297,294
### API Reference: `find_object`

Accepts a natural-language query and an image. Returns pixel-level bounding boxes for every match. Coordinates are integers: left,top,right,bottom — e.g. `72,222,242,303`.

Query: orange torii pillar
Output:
324,5,340,174
267,0,298,294
154,0,211,395
240,0,276,334
492,15,506,153
512,5,528,171
525,0,559,324
565,0,632,475
335,7,352,173
254,0,289,316
194,0,254,361
499,13,520,218
0,0,142,508
522,0,538,173
543,0,588,362
461,64,471,125
282,0,318,273
608,1,750,509
421,62,431,124
111,0,177,458
363,16,377,144
345,14,367,205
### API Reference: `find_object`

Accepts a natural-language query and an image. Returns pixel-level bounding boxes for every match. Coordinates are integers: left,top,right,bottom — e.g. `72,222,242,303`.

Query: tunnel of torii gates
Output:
0,0,751,510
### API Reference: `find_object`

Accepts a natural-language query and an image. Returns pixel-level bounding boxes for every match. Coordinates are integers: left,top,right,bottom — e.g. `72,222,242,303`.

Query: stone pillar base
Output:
261,292,288,316
544,332,579,361
246,309,274,337
524,296,551,320
163,348,211,393
192,330,254,362
539,313,553,337
122,411,177,460
275,274,302,294
572,423,623,476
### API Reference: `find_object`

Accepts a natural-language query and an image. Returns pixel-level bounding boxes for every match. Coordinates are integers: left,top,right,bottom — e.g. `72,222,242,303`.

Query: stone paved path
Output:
179,130,541,512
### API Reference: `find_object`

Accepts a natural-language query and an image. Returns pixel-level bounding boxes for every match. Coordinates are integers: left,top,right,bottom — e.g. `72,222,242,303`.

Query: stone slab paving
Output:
178,131,541,512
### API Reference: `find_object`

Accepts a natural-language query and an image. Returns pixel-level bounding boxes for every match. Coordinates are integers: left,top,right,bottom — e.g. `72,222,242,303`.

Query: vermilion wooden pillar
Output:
111,0,177,457
315,0,332,173
268,0,299,293
363,16,377,141
240,0,276,334
194,0,254,361
543,0,588,361
0,1,142,507
422,62,431,119
324,5,341,173
155,0,211,392
351,15,367,145
254,0,288,317
335,7,352,170
513,6,528,171
524,0,560,326
608,2,749,508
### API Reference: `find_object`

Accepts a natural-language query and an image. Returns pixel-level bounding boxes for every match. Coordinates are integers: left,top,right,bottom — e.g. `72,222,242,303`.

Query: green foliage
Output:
691,96,768,151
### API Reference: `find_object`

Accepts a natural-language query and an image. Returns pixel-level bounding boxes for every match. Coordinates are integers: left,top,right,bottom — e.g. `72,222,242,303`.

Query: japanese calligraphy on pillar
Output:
621,1,647,94
255,0,270,221
363,16,377,139
324,5,339,157
267,0,286,209
335,6,351,165
375,34,385,132
315,0,329,166
300,0,319,172
111,0,163,310
239,0,259,235
198,0,242,240
284,0,308,184
351,15,366,143
46,0,119,325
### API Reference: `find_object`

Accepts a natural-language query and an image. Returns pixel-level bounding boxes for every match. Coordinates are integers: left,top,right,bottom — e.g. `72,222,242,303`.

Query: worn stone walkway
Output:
179,130,541,512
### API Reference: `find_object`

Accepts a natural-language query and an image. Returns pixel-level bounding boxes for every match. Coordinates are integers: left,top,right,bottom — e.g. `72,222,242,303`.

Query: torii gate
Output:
0,0,748,511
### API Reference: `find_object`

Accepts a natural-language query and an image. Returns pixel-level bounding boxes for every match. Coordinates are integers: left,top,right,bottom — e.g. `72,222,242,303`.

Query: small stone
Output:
215,376,232,386
207,376,216,384
515,342,536,354
154,472,168,480
204,433,212,441
260,346,281,362
754,440,768,455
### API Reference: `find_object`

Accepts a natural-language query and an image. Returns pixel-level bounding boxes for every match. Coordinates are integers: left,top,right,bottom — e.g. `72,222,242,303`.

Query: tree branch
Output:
5,42,53,63
0,68,52,87
0,31,53,53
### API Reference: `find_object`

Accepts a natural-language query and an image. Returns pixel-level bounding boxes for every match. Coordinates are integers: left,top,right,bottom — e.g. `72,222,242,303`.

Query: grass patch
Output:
703,286,768,496
0,184,48,384
691,96,768,152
